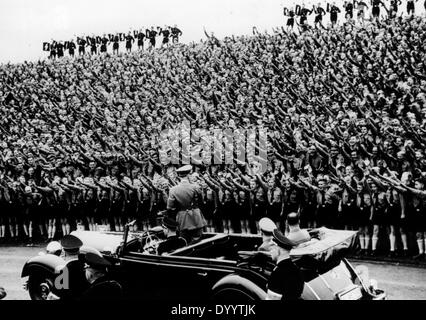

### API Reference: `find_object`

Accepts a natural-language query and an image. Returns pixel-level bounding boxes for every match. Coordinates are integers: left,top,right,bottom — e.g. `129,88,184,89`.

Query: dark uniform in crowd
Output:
390,0,402,18
159,27,171,47
283,8,296,28
100,35,109,53
137,31,146,50
167,165,206,244
67,40,76,57
113,34,120,54
329,3,341,25
77,37,87,56
89,37,97,55
49,41,57,59
146,28,158,48
371,0,385,18
314,5,327,28
298,5,313,31
344,0,354,19
407,0,416,15
56,42,64,58
171,25,182,43
125,33,134,52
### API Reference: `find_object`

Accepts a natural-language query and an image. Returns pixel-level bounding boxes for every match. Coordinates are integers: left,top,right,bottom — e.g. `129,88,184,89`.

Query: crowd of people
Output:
282,0,426,30
0,10,426,262
43,25,183,59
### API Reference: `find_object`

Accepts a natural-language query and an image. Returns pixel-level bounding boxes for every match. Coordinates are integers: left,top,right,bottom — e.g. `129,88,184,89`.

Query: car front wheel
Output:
28,273,55,300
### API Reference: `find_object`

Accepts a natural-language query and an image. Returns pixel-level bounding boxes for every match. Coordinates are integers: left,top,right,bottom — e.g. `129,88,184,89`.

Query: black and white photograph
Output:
0,0,426,308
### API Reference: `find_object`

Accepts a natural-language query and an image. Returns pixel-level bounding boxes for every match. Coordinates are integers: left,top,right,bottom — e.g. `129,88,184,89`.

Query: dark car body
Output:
22,228,386,301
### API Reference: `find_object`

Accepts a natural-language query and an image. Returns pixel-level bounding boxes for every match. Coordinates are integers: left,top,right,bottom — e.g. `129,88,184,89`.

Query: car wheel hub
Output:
39,282,51,300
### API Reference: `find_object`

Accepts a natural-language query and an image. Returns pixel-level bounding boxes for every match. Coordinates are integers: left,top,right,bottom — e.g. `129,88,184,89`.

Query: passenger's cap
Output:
272,229,297,250
259,217,276,234
46,241,62,253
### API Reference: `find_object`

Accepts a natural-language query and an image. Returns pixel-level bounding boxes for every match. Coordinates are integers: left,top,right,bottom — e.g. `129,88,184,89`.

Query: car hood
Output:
71,230,124,254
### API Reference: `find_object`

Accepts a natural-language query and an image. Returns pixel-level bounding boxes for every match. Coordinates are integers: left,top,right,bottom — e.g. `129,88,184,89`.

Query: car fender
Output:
212,274,267,300
21,254,66,278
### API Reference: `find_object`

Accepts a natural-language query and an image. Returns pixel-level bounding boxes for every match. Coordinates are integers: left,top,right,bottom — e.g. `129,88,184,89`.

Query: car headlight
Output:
370,279,378,291
355,266,380,294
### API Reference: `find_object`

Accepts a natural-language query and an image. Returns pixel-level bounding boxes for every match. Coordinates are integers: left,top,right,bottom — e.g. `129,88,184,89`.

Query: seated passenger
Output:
286,213,311,246
266,229,304,300
80,252,123,300
258,217,277,252
157,215,187,255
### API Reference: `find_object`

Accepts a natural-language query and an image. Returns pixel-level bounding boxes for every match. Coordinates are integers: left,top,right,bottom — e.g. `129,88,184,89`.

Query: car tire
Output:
28,272,55,300
210,286,258,301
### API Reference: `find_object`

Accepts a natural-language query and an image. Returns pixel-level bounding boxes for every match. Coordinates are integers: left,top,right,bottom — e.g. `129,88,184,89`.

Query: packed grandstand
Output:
0,8,425,262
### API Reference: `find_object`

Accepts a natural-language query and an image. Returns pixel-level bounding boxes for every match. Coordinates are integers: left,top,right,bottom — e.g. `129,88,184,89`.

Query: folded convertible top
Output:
290,228,358,257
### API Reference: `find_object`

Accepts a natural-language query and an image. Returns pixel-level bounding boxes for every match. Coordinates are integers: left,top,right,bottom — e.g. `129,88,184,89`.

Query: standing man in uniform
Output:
146,27,158,49
167,165,206,244
389,0,402,18
159,26,171,48
344,0,354,20
125,32,134,53
77,37,87,56
56,41,64,58
67,39,76,57
266,229,304,300
100,34,109,54
171,25,182,44
329,2,341,26
137,29,146,50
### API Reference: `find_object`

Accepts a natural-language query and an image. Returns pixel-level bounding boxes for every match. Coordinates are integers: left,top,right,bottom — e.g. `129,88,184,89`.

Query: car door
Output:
149,255,237,301
119,252,236,300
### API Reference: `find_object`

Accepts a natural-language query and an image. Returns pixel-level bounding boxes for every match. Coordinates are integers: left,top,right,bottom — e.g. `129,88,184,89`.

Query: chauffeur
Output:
58,234,89,300
167,165,206,244
79,252,123,300
60,235,83,262
157,215,187,255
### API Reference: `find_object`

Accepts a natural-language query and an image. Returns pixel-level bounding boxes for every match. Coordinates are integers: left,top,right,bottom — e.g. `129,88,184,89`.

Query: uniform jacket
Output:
167,180,206,231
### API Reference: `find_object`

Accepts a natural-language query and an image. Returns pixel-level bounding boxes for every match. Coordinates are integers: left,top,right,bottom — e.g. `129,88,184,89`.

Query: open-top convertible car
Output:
21,223,386,300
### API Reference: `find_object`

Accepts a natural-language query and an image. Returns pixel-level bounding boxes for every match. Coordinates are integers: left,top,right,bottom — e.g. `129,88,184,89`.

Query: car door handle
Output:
197,272,208,277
